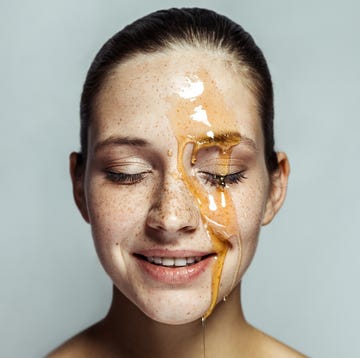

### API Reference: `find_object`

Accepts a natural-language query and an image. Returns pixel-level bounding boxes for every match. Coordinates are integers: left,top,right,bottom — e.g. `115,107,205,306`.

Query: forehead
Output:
91,48,263,148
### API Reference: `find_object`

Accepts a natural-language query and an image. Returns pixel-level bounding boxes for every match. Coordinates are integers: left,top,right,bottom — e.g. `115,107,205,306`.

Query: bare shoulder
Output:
46,331,93,358
46,322,110,358
248,325,307,358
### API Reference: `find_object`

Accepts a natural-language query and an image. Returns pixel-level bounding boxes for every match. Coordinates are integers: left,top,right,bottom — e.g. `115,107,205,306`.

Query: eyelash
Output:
105,171,148,185
199,171,247,188
105,170,247,188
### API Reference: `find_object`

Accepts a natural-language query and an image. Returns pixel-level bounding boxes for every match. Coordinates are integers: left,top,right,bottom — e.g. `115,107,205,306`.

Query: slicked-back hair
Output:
80,8,278,172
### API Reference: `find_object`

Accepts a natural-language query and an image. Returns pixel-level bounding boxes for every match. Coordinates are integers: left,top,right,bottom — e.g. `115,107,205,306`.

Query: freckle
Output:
167,149,173,157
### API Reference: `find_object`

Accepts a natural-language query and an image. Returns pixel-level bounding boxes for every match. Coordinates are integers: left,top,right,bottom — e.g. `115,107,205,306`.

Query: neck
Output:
98,283,251,357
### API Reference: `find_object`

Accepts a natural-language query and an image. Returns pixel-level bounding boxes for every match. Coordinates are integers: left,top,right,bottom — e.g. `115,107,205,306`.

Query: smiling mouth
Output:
134,254,215,267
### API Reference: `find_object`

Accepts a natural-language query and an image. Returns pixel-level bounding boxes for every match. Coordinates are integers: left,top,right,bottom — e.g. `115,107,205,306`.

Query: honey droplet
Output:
167,70,243,320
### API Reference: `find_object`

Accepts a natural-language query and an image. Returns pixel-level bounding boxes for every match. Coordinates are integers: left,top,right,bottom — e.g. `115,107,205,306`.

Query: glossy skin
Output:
54,48,306,357
71,48,287,325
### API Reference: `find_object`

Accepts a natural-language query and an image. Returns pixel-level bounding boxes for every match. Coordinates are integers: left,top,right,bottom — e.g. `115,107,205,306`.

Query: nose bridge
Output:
163,172,194,213
147,170,200,234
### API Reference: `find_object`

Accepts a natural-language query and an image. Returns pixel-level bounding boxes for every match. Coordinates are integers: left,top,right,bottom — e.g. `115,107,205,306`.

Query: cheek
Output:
84,178,154,292
233,177,269,267
84,177,151,250
236,182,267,228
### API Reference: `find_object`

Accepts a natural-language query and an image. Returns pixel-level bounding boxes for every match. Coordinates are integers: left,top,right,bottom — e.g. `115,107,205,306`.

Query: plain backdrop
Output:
1,1,359,357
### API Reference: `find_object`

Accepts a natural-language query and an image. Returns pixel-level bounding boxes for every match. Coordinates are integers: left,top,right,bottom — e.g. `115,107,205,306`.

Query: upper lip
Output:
134,249,214,258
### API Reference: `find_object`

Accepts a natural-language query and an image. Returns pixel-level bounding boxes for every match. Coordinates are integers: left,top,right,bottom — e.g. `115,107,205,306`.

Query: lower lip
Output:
135,256,214,285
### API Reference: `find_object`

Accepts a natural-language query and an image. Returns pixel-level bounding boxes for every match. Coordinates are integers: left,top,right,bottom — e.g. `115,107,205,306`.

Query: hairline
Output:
81,33,271,171
87,42,263,150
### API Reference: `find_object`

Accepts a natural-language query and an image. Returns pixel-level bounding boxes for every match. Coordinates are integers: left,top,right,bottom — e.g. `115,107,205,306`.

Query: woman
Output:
49,8,304,357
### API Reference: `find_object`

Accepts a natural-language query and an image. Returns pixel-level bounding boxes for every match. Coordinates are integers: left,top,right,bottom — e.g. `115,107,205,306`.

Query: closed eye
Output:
105,171,151,185
198,171,247,188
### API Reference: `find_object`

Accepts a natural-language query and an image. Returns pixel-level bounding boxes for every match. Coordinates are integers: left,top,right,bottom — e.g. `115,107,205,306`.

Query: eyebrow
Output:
94,136,149,152
238,136,258,152
94,132,258,153
196,132,258,152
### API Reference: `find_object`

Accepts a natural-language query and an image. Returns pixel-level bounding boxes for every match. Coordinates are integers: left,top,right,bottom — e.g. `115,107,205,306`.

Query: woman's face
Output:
73,49,283,324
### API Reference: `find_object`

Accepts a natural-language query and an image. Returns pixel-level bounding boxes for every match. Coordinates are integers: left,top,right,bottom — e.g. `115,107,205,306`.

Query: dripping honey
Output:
167,70,243,320
177,132,241,319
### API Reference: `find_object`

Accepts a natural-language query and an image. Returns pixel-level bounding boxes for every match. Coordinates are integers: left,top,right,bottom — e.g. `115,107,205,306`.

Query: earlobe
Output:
262,152,290,226
69,152,90,223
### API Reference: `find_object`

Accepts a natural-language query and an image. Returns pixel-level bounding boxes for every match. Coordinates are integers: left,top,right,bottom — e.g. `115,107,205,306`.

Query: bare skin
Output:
49,48,305,357
48,284,305,358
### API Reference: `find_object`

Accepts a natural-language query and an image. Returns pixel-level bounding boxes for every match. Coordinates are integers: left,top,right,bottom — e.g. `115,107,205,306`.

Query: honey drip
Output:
177,133,241,319
202,317,206,358
167,70,244,320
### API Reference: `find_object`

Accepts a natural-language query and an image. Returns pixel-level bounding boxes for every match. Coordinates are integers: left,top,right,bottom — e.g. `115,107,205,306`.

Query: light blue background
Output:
1,1,359,357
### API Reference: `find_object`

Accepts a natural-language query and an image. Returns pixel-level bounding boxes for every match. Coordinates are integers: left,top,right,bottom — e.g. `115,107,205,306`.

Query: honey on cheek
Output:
167,71,243,319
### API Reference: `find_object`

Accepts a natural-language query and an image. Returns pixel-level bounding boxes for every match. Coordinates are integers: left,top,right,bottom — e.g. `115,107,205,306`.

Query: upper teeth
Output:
147,256,202,267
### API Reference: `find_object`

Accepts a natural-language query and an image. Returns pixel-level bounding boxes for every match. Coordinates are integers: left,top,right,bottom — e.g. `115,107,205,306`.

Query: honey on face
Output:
167,70,243,319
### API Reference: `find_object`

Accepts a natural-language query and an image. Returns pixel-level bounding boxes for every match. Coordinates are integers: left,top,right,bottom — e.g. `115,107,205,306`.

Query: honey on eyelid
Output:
167,70,243,319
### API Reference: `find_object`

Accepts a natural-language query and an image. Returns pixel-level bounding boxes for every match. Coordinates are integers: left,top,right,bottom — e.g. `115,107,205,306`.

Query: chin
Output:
143,307,204,325
132,290,210,325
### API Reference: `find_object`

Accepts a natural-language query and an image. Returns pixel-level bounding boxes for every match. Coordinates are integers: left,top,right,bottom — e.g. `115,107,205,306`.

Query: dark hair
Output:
80,7,278,172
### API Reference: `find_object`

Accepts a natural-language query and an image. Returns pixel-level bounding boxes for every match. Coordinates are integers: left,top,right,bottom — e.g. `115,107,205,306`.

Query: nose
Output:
146,173,200,240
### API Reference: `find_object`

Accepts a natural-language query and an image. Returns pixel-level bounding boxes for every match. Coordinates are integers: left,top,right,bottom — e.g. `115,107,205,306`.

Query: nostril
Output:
179,225,197,233
146,207,199,238
145,177,201,236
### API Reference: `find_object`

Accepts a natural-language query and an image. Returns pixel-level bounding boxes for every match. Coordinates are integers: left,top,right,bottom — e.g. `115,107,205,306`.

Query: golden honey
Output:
167,70,243,319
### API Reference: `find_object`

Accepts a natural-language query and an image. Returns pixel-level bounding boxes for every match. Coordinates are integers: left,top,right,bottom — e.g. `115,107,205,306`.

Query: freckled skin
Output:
81,48,273,325
167,69,246,318
54,46,303,358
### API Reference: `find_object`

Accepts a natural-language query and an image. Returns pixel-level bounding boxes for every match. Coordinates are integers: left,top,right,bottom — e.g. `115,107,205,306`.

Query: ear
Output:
262,152,290,226
69,152,90,223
